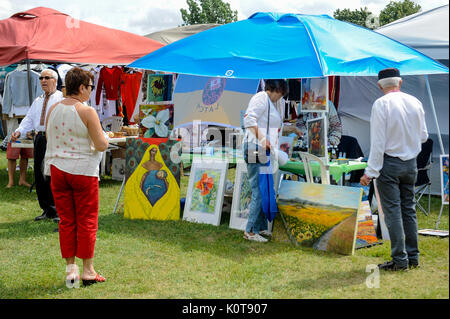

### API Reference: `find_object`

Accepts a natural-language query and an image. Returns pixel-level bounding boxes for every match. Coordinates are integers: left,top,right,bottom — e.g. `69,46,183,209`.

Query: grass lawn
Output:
0,150,448,299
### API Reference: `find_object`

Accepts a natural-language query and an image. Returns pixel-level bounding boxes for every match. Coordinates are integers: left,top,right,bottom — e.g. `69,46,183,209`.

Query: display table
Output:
279,160,367,183
181,147,243,168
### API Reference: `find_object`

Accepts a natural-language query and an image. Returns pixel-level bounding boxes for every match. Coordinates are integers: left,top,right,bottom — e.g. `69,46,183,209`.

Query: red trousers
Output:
50,165,99,259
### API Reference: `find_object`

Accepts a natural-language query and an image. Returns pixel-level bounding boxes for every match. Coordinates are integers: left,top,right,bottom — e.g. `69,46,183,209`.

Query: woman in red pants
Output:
45,67,108,287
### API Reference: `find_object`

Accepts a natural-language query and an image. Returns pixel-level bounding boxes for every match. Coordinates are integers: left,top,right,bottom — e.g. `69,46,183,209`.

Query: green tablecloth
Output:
181,151,367,183
279,160,367,183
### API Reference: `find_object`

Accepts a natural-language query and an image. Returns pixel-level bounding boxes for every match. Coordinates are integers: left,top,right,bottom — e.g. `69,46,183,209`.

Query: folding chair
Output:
414,138,433,216
298,151,330,184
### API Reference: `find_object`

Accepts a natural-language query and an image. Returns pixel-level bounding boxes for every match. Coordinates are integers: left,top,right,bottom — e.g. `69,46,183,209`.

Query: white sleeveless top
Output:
45,103,103,177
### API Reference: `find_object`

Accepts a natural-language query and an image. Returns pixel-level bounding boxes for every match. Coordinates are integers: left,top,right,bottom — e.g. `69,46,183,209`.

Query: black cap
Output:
378,68,400,80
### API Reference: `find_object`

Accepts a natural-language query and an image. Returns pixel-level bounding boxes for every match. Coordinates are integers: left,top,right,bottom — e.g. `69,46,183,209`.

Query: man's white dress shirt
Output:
365,91,428,178
15,90,64,136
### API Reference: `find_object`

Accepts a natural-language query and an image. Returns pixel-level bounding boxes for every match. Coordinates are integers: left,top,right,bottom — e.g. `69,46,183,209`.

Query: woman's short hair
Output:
264,79,288,96
65,67,94,96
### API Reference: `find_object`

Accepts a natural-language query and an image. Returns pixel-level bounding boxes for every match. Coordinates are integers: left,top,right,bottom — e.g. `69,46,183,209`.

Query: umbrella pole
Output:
26,58,33,106
424,75,445,155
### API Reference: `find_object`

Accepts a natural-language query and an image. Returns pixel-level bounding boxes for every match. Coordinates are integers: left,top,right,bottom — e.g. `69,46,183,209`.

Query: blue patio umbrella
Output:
129,12,448,78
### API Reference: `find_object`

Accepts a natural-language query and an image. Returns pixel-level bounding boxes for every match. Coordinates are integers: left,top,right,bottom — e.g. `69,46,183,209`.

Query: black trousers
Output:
34,133,57,217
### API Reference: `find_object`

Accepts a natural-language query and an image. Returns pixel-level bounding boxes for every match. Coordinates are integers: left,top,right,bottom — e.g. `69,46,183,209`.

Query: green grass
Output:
0,151,448,299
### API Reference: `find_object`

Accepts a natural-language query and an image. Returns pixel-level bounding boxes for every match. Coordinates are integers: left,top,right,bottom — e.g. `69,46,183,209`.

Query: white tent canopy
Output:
338,4,449,194
144,24,220,45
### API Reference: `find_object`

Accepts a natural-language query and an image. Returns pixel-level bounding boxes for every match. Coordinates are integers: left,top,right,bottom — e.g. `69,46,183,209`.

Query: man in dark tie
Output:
10,69,64,222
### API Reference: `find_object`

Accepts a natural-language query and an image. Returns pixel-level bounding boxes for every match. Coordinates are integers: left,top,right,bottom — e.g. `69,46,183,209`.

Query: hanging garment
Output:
120,71,143,120
95,66,123,105
2,69,43,116
258,151,278,222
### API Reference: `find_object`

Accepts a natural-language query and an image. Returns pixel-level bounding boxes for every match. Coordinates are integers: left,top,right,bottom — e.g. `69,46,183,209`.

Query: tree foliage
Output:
333,7,374,28
180,0,238,25
333,0,421,29
379,0,421,26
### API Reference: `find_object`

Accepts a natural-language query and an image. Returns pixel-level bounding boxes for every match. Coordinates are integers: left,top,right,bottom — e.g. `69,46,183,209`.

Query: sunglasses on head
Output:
39,76,55,80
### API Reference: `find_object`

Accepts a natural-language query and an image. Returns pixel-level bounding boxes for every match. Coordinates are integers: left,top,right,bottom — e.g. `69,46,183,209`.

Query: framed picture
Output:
279,136,295,158
147,74,173,102
139,104,174,138
306,116,328,160
183,160,228,226
229,161,252,230
440,154,449,204
124,138,181,221
299,77,328,113
278,180,362,255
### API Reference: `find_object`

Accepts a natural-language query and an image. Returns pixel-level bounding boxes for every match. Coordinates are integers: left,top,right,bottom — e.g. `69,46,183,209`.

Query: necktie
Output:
39,93,51,126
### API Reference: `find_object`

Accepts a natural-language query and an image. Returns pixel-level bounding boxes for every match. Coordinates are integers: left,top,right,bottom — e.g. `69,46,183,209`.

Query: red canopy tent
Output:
0,7,164,66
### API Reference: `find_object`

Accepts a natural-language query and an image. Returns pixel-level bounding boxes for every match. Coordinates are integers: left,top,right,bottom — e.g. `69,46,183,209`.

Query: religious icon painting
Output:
147,74,173,102
183,160,228,226
299,77,328,113
139,104,174,138
124,137,181,221
440,154,449,204
306,117,327,159
229,161,252,231
278,180,362,255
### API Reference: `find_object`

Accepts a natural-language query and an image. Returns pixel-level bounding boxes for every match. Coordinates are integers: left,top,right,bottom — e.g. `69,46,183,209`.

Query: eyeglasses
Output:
85,84,95,90
39,76,55,80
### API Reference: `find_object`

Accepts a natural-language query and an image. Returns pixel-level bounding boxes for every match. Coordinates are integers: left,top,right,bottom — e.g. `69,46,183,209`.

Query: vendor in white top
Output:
361,67,428,271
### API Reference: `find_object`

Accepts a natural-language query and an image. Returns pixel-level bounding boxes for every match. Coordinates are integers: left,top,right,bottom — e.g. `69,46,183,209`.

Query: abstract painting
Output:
440,154,449,204
355,200,383,249
229,161,252,231
139,104,174,138
299,77,328,112
307,117,327,159
124,137,181,220
278,180,362,255
147,74,173,102
183,160,228,226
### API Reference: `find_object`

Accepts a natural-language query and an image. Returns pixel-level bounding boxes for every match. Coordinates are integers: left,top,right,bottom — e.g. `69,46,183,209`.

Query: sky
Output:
0,0,448,36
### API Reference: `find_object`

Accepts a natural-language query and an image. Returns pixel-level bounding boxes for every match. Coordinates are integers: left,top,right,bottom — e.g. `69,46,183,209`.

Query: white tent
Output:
338,4,449,194
144,24,220,45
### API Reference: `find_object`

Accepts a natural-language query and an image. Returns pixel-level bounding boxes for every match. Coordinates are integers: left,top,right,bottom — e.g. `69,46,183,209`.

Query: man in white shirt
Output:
10,69,64,222
361,68,428,271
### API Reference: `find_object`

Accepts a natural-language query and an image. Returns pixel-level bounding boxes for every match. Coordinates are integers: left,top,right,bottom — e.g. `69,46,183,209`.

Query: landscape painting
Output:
307,117,327,159
278,180,362,255
300,77,328,112
355,200,382,249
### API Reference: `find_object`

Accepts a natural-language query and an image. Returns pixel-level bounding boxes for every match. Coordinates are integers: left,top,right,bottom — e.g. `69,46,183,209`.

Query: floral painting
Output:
147,74,173,102
229,162,252,230
184,160,228,226
139,104,174,138
278,180,362,255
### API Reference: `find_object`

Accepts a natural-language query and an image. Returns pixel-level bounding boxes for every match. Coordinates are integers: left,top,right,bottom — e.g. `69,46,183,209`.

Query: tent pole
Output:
424,75,445,155
26,57,33,106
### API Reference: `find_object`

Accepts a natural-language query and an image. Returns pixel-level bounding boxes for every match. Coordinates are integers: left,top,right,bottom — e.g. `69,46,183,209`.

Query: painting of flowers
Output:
229,162,252,230
184,160,228,226
147,74,173,102
278,180,362,255
140,104,174,138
